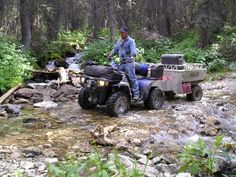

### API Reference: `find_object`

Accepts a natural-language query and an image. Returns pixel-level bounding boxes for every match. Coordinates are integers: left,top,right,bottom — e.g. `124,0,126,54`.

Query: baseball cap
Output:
120,26,128,33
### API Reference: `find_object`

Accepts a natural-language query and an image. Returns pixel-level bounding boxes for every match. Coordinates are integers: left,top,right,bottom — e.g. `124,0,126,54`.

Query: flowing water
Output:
1,73,236,160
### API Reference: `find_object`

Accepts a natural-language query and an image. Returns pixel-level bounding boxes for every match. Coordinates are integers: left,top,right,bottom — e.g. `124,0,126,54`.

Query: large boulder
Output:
14,88,42,99
52,84,78,99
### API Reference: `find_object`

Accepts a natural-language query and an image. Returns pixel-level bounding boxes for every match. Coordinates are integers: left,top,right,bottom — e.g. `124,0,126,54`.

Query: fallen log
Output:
0,85,20,104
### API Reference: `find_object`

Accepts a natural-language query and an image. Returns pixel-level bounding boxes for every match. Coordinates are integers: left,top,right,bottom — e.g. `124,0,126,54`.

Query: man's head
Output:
120,26,128,40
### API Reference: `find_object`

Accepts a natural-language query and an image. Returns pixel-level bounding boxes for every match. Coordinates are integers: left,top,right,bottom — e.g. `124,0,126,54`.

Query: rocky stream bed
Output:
0,73,236,177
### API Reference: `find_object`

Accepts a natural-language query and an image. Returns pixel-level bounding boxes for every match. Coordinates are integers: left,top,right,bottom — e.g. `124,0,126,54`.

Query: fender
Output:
112,81,132,101
138,79,155,100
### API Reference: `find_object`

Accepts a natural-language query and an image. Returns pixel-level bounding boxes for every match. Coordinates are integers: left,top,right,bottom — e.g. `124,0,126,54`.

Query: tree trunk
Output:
108,0,115,44
20,0,31,49
92,0,99,39
46,0,60,40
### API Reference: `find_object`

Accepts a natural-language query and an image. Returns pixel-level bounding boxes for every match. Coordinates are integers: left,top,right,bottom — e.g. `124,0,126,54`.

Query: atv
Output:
78,54,206,117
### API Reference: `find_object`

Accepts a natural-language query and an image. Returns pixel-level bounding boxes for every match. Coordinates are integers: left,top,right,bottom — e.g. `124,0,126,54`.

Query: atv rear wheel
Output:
144,87,164,109
106,92,129,117
78,88,97,109
186,85,203,101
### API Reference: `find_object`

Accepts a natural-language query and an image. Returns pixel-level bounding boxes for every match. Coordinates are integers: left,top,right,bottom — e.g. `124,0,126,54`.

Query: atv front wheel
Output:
144,87,164,109
78,88,97,109
106,92,129,117
186,85,203,101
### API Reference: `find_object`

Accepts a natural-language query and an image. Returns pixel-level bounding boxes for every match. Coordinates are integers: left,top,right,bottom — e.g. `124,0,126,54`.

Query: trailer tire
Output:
106,92,129,117
78,88,97,109
144,87,164,109
186,85,203,101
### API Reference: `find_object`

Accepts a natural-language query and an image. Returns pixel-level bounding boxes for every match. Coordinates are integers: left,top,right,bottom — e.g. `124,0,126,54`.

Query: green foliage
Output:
172,30,199,49
137,38,173,63
47,151,145,177
39,30,88,67
218,25,236,62
179,136,224,176
82,40,113,65
57,30,88,47
170,30,205,63
48,155,86,177
0,34,35,92
14,169,26,177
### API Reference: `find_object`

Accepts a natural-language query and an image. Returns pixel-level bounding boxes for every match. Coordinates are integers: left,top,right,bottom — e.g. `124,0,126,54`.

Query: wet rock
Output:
26,169,36,177
44,158,58,164
155,164,177,175
201,126,219,136
10,150,22,159
114,154,133,169
35,86,57,99
20,161,35,170
31,97,44,103
15,88,42,99
160,155,175,164
14,98,30,104
42,149,57,157
152,156,161,165
115,141,129,151
33,101,58,108
52,84,78,98
149,136,155,144
186,134,201,143
23,117,40,124
0,110,7,117
23,147,42,158
4,104,21,115
138,157,152,166
56,96,69,102
132,139,142,146
0,153,5,160
143,166,159,177
0,171,8,176
218,106,229,112
141,148,152,156
176,173,192,177
167,129,179,135
205,116,221,126
37,163,46,172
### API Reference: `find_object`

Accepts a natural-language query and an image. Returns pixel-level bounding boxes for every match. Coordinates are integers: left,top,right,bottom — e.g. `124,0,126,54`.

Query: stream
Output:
0,73,236,177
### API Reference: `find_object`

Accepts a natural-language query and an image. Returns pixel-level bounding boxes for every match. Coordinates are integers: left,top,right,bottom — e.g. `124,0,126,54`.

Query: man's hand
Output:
107,54,112,61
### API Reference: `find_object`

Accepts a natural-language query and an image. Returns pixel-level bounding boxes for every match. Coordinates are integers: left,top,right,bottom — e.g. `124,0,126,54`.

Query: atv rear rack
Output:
162,64,206,70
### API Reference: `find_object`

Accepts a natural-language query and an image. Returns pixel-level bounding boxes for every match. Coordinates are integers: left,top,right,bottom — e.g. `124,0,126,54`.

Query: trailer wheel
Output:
186,85,203,101
106,92,129,117
78,88,97,109
164,91,176,100
144,87,164,109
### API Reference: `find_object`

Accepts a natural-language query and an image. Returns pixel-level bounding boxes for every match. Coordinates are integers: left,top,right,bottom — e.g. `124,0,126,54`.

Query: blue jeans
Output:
119,63,140,97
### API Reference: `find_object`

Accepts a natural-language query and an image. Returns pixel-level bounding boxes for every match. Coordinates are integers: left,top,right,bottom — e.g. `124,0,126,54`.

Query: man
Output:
108,26,140,100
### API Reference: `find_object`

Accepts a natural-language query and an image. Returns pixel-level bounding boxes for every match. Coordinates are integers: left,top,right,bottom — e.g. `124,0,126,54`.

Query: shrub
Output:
0,34,35,92
82,40,113,65
48,151,145,177
179,136,224,176
218,26,236,62
138,38,173,63
208,58,228,73
172,30,199,49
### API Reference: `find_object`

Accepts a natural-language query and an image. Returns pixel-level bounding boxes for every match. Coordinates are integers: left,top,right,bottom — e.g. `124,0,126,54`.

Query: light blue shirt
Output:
111,36,137,62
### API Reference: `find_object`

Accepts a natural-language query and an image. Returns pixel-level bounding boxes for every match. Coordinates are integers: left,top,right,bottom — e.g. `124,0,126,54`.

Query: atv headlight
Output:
96,80,109,86
80,77,85,83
